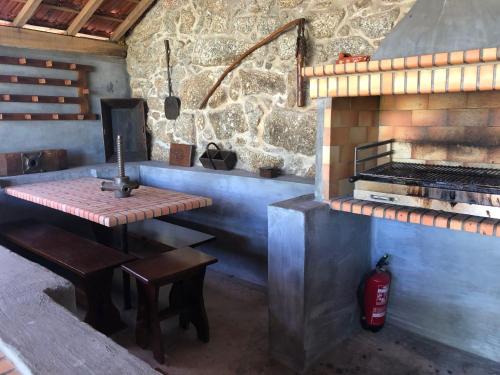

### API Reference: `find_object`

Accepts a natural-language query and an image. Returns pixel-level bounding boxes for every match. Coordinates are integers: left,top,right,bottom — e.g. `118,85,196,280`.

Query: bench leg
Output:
136,282,150,349
81,270,124,335
145,284,165,364
169,281,190,330
186,269,210,343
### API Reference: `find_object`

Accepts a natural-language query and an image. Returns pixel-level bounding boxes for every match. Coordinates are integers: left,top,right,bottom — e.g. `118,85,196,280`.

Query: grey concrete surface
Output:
268,195,371,372
139,163,314,286
110,268,500,375
0,245,157,374
0,46,130,166
373,0,500,59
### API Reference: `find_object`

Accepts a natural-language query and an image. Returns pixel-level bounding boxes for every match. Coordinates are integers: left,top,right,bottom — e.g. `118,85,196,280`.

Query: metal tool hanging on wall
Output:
101,135,140,198
164,40,181,120
199,18,307,109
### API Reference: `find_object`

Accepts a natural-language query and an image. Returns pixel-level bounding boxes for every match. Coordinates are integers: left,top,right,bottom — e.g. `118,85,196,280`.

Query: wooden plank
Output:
12,0,43,27
0,75,77,87
0,113,98,121
0,26,126,58
110,0,155,41
0,55,93,71
0,94,82,104
66,0,106,36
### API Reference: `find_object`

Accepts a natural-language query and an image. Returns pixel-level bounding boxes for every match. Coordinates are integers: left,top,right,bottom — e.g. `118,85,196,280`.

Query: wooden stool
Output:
122,247,217,364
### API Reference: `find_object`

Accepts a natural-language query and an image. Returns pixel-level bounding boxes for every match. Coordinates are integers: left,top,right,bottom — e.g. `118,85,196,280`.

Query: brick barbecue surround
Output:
304,46,500,235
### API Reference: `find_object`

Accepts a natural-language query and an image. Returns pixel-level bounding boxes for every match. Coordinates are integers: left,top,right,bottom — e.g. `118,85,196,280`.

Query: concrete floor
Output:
106,271,500,375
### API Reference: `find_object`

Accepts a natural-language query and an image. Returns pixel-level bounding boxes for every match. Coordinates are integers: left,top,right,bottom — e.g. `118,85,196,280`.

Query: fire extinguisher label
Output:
376,285,389,306
372,307,386,318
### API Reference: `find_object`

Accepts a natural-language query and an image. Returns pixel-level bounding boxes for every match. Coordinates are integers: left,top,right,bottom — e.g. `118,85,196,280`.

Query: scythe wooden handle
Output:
199,18,306,109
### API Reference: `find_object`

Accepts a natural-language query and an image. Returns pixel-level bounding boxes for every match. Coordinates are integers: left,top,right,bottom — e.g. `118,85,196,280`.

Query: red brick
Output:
384,206,397,220
435,213,454,228
463,217,482,233
341,199,356,212
396,208,411,222
381,94,428,110
422,211,439,226
358,111,377,127
379,110,412,127
465,49,481,63
496,223,500,237
0,358,15,373
361,203,377,216
373,205,387,218
412,109,447,127
409,209,424,224
449,215,468,231
419,54,433,68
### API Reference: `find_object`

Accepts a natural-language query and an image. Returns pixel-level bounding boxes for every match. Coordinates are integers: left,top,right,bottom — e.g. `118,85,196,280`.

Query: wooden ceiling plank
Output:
0,26,126,58
66,0,106,36
12,0,43,27
110,0,155,41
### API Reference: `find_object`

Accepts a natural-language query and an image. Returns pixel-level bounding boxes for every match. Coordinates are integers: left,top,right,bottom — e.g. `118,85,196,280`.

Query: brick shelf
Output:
330,196,500,237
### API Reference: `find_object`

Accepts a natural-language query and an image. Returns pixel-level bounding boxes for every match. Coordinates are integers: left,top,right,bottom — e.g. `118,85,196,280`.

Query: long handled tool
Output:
199,18,307,109
164,40,181,120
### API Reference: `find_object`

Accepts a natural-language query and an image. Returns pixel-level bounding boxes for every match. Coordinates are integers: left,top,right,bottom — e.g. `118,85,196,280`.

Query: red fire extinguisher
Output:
358,254,391,332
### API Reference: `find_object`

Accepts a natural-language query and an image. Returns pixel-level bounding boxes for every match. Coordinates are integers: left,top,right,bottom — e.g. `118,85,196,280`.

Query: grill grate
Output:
359,162,500,194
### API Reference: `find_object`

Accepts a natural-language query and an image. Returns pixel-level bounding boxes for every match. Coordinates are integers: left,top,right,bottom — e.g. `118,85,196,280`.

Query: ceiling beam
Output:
12,0,42,27
66,0,105,36
110,0,154,41
0,25,126,57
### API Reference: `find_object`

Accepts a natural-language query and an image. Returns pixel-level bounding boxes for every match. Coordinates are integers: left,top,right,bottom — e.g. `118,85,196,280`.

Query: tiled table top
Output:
4,177,212,227
0,351,20,375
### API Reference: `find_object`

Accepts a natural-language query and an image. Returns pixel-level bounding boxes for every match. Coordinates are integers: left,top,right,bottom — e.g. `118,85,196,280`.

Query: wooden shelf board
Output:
0,113,98,121
0,94,82,104
0,56,93,71
0,75,78,87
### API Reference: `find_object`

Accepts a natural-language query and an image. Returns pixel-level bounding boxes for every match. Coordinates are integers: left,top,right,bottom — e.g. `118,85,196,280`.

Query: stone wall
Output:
126,0,415,176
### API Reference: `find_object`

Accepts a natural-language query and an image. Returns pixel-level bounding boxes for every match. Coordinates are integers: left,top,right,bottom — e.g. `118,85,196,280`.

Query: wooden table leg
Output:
136,282,151,349
145,284,165,364
118,224,132,310
81,270,125,335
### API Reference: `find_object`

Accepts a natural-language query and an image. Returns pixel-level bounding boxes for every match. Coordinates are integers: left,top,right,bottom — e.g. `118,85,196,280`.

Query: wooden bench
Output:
122,247,218,364
0,220,135,334
127,219,215,258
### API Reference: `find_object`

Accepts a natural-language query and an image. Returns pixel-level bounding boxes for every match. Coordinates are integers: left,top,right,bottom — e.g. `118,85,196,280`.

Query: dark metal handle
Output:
206,142,220,170
164,40,173,97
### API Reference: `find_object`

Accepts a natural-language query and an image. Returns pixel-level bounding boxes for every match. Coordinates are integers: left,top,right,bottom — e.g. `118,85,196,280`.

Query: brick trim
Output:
330,197,500,237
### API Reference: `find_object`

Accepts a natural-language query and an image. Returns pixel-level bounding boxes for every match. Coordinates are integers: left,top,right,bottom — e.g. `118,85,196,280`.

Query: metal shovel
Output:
164,40,181,120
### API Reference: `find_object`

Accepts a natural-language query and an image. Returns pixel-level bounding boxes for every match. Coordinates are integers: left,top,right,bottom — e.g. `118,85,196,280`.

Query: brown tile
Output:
426,127,466,143
378,126,394,140
435,213,454,228
334,64,346,75
422,211,439,226
433,68,447,93
344,62,356,74
328,77,338,97
384,206,397,220
419,54,433,68
373,205,387,218
479,64,494,91
332,110,359,127
419,70,432,94
380,59,392,71
350,127,368,144
449,51,464,65
351,96,380,110
481,47,498,62
396,208,411,222
464,127,500,147
340,144,355,163
450,215,467,231
447,145,489,163
324,64,335,75
313,65,325,76
361,202,378,215
351,201,364,214
393,57,405,70
428,93,467,109
434,52,449,66
448,108,489,127
359,74,370,96
370,73,381,95
304,66,314,77
381,72,394,95
467,91,500,108
465,49,481,63
488,108,500,127
356,61,368,73
412,109,447,127
332,98,351,110
406,70,419,94
479,219,497,236
393,126,427,142
368,60,380,72
487,147,500,164
447,66,462,92
464,216,482,233
405,56,419,69
411,144,448,161
358,111,377,127
394,72,406,94
367,127,379,142
463,65,478,91
379,110,412,127
331,127,351,145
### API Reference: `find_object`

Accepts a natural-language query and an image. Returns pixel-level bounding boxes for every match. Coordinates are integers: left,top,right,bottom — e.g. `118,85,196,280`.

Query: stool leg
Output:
136,282,150,349
188,268,210,343
169,281,189,330
145,284,165,364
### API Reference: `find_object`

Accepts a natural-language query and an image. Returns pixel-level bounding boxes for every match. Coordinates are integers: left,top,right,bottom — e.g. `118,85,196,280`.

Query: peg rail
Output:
0,113,98,121
0,75,78,87
0,94,83,104
0,56,93,71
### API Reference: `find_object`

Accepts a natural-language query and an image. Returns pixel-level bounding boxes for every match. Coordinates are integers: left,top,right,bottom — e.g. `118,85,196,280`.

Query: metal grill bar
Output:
358,162,500,195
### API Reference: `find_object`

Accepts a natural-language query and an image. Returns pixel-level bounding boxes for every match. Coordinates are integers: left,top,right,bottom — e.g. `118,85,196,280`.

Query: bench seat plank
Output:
0,220,134,277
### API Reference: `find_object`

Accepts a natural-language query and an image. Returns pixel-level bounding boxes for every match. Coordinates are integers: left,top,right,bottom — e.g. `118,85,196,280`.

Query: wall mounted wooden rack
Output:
0,55,98,121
